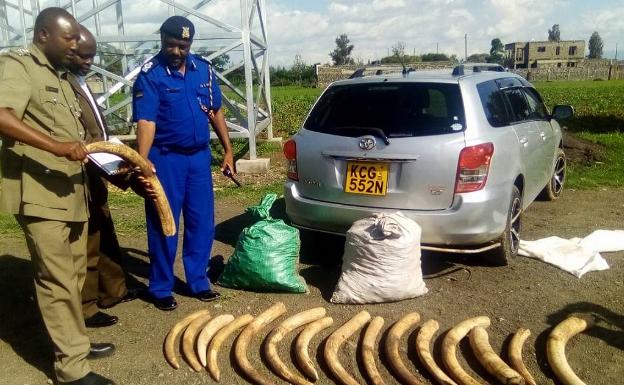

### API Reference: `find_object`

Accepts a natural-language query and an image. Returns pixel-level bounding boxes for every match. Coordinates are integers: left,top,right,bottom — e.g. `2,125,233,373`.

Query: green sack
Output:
218,194,307,293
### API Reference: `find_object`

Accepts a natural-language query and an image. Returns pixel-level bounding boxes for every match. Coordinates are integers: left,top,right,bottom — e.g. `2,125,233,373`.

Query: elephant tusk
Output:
294,316,334,381
196,314,234,368
362,316,386,385
469,326,524,385
206,313,253,382
416,319,458,385
181,312,212,371
547,315,593,385
264,307,326,385
163,309,210,369
508,328,537,385
85,141,175,236
234,302,287,385
384,312,425,385
324,310,371,385
441,316,490,385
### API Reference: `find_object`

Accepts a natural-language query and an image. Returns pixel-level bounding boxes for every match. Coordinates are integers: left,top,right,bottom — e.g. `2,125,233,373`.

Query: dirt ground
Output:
1,186,622,385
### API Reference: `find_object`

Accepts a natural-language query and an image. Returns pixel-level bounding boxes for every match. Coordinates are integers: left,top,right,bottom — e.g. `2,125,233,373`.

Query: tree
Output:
421,53,450,62
588,31,603,59
548,24,560,42
392,41,407,68
329,34,355,65
467,53,489,62
488,38,505,65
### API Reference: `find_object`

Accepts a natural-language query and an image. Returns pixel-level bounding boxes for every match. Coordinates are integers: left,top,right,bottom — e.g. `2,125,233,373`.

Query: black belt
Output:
156,145,206,155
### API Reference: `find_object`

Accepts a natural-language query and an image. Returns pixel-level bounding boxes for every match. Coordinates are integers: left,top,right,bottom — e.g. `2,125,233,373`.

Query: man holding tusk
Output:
132,15,235,311
0,7,116,385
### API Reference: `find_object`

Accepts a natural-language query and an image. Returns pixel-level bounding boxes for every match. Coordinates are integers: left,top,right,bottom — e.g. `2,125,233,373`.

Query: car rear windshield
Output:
303,82,465,137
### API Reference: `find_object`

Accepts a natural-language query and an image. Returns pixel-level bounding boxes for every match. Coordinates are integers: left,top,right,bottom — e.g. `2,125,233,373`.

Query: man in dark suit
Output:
67,25,138,328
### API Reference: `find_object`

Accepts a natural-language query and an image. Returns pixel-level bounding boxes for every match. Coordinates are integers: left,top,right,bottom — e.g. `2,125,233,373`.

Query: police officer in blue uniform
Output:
132,16,235,311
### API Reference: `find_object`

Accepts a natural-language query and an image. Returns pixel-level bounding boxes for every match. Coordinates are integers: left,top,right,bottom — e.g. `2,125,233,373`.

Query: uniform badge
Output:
142,61,153,72
15,47,30,56
182,26,190,39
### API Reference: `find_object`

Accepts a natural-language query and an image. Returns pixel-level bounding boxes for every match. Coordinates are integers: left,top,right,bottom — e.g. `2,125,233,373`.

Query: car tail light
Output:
455,143,494,193
283,139,298,181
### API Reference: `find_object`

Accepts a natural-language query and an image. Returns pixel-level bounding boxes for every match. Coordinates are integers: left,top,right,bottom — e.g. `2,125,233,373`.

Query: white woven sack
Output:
330,212,428,304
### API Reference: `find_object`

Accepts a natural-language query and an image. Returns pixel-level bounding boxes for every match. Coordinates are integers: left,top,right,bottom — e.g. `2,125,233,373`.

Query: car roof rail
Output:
452,62,506,76
349,68,367,79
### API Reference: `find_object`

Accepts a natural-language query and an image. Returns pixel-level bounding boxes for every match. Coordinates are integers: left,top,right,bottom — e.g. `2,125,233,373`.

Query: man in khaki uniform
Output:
0,7,115,385
67,25,137,329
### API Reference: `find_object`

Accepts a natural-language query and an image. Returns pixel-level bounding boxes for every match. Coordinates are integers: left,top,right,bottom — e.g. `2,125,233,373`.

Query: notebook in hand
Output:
87,137,126,176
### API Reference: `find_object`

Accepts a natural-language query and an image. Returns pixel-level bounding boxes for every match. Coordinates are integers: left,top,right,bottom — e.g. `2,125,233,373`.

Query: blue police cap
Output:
160,16,195,40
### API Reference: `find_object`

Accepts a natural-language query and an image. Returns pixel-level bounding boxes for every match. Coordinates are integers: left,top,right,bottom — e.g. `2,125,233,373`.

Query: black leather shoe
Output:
59,371,116,385
84,312,118,328
153,296,177,311
195,290,221,302
87,343,115,359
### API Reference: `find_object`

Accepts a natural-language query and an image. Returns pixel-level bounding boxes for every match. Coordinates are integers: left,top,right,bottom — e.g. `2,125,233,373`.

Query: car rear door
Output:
296,81,466,211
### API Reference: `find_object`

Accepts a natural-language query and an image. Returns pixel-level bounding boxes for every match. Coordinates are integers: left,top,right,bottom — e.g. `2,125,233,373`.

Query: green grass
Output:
566,132,624,189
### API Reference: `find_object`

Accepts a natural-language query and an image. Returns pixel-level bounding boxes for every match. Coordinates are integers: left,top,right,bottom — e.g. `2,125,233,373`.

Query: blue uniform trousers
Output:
145,146,214,299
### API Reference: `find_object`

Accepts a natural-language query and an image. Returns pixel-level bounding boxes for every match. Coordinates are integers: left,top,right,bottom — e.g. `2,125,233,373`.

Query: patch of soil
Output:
1,186,623,385
562,130,606,166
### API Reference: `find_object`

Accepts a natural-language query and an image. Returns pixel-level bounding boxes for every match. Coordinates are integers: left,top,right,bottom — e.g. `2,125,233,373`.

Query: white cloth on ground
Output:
519,230,624,278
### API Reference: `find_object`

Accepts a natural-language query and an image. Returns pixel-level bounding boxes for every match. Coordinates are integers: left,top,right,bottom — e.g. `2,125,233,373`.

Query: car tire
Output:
538,148,566,201
485,185,522,266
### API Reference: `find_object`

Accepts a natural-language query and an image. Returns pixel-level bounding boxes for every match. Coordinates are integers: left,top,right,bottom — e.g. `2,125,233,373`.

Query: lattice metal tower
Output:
0,0,273,159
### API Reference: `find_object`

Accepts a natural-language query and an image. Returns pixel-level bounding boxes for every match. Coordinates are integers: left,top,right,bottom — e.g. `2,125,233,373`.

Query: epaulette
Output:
13,47,31,56
141,57,158,73
194,55,212,65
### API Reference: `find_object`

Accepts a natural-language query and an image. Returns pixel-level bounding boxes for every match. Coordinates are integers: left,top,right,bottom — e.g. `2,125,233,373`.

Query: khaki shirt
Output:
0,44,88,222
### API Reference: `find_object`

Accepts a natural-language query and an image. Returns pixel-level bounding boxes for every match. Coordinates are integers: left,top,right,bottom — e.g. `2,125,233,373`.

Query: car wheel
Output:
538,148,566,201
485,185,522,266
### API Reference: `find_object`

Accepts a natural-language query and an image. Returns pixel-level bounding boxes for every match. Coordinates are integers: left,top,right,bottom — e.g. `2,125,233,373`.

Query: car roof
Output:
330,66,527,88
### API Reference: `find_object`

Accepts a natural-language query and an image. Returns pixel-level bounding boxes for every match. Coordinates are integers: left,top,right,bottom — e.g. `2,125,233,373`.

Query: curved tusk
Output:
294,316,334,381
384,312,425,385
469,326,524,385
85,141,175,236
207,313,253,382
508,328,537,385
547,316,593,385
441,316,490,385
163,309,210,369
264,307,326,385
234,302,287,385
416,319,458,385
324,310,371,385
196,314,235,368
362,316,386,385
181,312,212,371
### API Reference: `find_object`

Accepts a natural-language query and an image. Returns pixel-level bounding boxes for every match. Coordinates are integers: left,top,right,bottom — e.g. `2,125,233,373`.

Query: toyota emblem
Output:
359,136,376,151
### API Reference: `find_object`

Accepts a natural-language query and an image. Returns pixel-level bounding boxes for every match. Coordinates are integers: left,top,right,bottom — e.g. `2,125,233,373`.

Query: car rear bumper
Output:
284,181,511,246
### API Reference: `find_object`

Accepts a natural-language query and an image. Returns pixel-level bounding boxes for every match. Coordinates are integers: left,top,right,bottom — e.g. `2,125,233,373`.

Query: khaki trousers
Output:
82,172,127,317
17,215,91,382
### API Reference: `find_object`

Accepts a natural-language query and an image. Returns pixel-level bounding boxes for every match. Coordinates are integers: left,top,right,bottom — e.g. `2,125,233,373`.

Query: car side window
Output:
502,87,530,123
522,87,549,120
477,80,509,127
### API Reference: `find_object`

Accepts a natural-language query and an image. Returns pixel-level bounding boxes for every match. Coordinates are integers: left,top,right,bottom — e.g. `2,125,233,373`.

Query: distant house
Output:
505,40,585,69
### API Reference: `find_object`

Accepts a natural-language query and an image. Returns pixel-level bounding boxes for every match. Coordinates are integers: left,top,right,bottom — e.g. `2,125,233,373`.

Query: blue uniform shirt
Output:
132,52,222,151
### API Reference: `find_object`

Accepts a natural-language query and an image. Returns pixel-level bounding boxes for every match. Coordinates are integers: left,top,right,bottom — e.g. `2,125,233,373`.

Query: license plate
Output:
344,161,388,196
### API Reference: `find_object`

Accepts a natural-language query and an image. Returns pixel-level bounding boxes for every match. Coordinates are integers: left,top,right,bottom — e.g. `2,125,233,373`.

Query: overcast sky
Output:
22,0,624,67
267,0,623,66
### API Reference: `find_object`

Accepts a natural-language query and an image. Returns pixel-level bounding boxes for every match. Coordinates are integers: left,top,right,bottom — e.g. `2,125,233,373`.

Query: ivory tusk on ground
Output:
163,309,210,369
469,326,524,385
324,310,371,385
362,316,386,385
294,316,334,381
196,314,234,368
384,312,425,385
264,307,326,385
85,141,176,236
416,319,458,385
441,316,490,385
207,313,254,382
181,312,212,372
508,328,537,385
547,315,593,385
234,302,287,385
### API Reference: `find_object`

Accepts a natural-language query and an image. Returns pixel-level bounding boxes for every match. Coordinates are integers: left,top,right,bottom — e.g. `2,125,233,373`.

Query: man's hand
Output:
221,150,235,176
131,174,158,201
54,141,89,162
138,159,157,178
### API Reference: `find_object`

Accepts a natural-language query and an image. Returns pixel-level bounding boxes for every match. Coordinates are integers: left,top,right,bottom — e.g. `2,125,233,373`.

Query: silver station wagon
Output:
283,64,573,265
